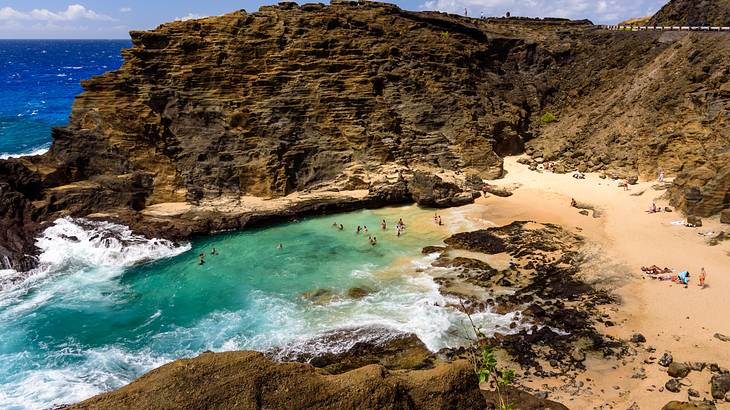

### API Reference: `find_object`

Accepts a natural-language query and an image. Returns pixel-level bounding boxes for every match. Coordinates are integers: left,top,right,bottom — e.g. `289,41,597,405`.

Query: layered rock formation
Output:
1,0,729,269
649,0,730,27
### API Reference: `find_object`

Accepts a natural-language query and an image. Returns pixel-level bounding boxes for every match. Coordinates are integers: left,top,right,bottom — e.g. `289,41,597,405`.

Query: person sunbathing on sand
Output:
647,203,657,213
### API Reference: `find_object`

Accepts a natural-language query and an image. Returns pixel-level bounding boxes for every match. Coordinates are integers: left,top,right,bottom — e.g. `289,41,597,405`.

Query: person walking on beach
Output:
199,252,205,265
699,267,706,288
659,170,665,183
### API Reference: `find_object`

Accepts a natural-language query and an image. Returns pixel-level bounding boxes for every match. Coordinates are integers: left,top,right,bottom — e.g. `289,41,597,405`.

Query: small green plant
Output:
462,302,515,410
540,111,557,125
441,31,450,38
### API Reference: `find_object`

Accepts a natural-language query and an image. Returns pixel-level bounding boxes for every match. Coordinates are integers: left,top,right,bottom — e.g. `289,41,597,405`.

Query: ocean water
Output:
0,206,520,409
0,40,131,158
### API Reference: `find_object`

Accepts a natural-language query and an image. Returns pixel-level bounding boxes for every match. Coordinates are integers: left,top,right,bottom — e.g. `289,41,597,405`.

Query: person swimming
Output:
370,236,378,246
332,222,338,228
276,243,283,250
338,224,344,230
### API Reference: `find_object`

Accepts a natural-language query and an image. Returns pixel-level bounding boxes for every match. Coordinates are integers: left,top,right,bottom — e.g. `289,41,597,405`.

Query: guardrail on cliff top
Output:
601,25,730,31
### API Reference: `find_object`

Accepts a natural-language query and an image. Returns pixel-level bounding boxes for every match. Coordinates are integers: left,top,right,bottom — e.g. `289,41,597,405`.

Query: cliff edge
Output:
1,1,729,271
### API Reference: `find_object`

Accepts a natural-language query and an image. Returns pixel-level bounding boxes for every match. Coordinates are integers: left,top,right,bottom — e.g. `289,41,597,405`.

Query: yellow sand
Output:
443,156,730,408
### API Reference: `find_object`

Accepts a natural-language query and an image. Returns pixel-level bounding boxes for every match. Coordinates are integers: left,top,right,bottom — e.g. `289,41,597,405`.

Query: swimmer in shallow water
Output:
211,247,218,256
276,243,283,250
381,219,387,230
356,225,361,234
338,224,344,230
199,252,205,265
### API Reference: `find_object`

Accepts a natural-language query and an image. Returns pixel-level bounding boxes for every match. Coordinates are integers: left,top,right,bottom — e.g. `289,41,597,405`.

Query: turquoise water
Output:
0,206,519,409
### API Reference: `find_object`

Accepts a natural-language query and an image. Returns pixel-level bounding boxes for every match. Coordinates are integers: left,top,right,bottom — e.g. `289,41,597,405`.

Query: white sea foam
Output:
0,145,50,160
0,217,190,311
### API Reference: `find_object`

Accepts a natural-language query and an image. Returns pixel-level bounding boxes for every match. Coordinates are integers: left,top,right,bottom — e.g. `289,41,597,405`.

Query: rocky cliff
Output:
1,0,729,270
649,0,730,27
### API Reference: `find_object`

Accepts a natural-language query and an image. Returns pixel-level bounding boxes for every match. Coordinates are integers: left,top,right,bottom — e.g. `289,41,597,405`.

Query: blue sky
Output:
0,0,669,39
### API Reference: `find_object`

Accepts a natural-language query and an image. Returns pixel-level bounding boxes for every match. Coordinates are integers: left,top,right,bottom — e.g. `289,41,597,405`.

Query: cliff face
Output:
1,1,729,270
649,0,730,26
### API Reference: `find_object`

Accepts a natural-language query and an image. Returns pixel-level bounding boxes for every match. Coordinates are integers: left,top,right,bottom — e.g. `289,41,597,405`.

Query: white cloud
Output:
0,4,116,22
120,7,132,13
174,13,207,22
419,0,666,24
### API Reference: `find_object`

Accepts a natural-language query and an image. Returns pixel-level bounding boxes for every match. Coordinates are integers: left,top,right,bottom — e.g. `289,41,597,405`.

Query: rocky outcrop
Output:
649,0,730,27
2,0,729,268
68,351,485,410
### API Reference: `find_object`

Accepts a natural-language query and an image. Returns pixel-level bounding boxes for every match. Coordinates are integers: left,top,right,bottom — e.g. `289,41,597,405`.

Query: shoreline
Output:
442,156,730,408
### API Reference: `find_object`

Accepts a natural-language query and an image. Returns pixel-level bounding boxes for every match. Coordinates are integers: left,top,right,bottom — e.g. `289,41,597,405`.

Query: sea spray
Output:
0,207,522,410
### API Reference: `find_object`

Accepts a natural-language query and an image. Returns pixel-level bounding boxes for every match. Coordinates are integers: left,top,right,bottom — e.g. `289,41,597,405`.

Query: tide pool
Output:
0,206,518,409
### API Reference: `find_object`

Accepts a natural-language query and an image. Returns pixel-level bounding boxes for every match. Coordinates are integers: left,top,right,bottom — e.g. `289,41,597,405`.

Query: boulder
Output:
660,352,674,367
627,176,639,185
630,333,646,343
68,351,486,410
722,210,730,225
661,401,716,410
686,216,702,227
711,373,730,399
666,378,682,393
668,362,691,378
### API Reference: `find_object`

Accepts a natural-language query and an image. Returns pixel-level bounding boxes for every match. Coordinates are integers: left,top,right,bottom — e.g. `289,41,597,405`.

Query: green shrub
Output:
441,31,449,38
540,112,557,125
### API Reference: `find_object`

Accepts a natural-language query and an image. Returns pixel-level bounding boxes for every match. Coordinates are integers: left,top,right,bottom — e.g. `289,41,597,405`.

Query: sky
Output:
0,0,669,39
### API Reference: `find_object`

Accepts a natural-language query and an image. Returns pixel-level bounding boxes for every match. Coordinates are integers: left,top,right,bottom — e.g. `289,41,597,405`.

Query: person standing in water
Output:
276,243,283,250
381,219,387,230
364,226,368,234
211,247,218,256
338,224,344,231
198,252,205,265
438,216,443,226
356,225,362,234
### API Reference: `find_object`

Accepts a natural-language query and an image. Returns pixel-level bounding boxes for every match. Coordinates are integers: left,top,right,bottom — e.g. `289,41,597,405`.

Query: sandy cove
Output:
441,156,730,408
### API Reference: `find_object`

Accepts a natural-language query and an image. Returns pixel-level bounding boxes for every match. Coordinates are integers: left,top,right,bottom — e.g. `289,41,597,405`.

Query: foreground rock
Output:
67,351,484,410
428,222,624,378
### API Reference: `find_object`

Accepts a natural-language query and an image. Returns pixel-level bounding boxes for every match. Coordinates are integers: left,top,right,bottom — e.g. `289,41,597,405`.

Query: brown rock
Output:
668,362,691,378
68,351,485,410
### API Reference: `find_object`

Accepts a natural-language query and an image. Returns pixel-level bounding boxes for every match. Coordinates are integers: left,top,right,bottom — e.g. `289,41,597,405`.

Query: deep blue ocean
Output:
0,40,131,158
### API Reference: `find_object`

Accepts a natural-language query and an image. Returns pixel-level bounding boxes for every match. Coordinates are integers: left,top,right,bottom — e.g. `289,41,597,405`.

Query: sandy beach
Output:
443,156,730,409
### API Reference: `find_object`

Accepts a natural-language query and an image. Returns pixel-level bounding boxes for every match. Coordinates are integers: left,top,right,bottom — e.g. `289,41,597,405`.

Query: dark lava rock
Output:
481,184,513,198
687,215,703,227
421,246,446,255
714,333,730,342
660,352,674,367
666,378,682,393
711,373,730,399
631,333,646,343
688,388,700,397
273,327,434,374
668,362,691,378
346,287,372,299
721,210,730,225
